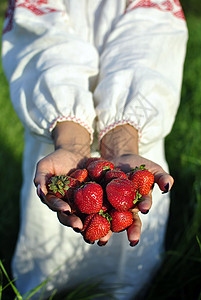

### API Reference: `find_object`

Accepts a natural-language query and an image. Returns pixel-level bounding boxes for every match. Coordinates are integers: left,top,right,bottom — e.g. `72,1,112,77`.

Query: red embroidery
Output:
126,0,185,20
173,0,182,7
17,0,58,16
3,0,59,34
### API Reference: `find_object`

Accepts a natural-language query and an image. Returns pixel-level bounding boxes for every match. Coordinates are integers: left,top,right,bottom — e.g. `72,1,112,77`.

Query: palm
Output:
110,153,157,173
34,148,88,193
47,149,79,175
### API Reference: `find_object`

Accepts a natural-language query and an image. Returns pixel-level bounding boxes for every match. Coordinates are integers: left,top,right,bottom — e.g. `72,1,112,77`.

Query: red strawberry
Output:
128,164,154,196
69,168,88,182
83,212,111,243
46,175,80,199
110,210,133,232
106,178,136,211
85,157,101,168
64,177,81,203
74,182,103,214
104,169,127,184
82,213,94,232
87,159,115,182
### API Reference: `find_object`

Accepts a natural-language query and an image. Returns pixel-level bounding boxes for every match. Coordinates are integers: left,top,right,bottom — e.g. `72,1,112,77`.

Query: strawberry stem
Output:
102,165,112,176
48,175,70,196
130,164,147,173
133,191,142,205
99,210,112,223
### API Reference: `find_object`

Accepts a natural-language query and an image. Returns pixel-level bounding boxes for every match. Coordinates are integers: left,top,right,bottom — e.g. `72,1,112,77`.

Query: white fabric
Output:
1,0,188,299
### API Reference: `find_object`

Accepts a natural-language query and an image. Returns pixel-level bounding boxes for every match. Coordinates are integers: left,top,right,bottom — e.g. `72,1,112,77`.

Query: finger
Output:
34,171,49,195
127,213,142,246
97,230,113,246
34,158,53,194
130,206,139,214
137,194,152,214
39,190,71,212
57,211,83,230
154,169,174,194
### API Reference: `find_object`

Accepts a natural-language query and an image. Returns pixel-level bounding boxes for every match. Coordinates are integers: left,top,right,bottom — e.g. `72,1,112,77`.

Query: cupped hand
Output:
98,153,174,246
34,121,91,231
111,152,174,194
34,147,88,194
34,147,89,231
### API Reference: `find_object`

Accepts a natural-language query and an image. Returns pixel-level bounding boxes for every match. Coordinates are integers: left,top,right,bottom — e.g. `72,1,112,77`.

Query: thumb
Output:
34,159,51,195
154,170,174,193
34,170,48,195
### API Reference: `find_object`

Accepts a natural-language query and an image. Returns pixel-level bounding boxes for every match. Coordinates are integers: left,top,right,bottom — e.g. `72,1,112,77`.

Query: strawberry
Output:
104,169,127,184
128,164,154,196
69,168,88,182
74,182,103,214
83,212,111,243
46,175,80,199
110,210,133,232
82,213,94,232
87,159,115,182
85,157,101,168
106,178,136,211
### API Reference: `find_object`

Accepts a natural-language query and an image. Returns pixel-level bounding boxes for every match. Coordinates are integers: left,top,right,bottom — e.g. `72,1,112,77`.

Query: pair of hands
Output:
34,122,174,246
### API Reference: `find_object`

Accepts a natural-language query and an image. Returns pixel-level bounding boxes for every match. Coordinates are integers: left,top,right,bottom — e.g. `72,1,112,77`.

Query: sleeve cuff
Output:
98,120,142,143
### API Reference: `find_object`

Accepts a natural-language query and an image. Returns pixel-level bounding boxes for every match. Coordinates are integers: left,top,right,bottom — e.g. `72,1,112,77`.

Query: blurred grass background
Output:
0,1,201,299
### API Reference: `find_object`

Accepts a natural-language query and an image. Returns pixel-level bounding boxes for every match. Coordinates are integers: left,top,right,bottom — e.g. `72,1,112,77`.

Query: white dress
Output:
1,1,188,299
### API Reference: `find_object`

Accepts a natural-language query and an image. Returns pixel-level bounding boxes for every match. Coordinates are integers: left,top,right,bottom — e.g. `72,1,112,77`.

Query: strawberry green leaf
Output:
133,191,142,205
130,164,147,173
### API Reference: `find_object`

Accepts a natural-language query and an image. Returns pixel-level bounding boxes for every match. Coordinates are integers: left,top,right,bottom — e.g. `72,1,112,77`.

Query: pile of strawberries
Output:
46,158,154,244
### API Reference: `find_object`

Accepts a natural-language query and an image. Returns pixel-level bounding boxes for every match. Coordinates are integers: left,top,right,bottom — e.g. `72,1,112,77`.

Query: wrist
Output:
52,121,91,157
100,124,138,160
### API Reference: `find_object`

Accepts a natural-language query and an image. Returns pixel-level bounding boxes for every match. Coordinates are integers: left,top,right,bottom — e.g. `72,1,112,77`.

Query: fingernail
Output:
162,183,169,194
130,240,139,247
40,187,45,197
73,228,81,233
97,241,107,247
62,210,72,216
38,186,46,201
141,209,149,215
84,239,95,245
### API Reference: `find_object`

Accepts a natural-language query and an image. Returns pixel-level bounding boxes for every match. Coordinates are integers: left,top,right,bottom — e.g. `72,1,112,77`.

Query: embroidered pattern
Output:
125,0,185,20
16,0,58,16
99,120,142,142
3,0,58,34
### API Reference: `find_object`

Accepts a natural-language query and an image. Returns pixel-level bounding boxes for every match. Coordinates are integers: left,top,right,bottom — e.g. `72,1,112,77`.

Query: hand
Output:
98,124,174,246
34,121,91,231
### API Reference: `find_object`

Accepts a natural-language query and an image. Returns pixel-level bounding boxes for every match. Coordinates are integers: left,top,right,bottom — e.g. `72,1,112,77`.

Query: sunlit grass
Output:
0,259,120,300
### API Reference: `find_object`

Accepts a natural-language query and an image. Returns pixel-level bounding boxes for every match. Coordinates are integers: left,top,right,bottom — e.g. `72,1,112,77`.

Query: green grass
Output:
0,1,201,299
0,7,24,300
